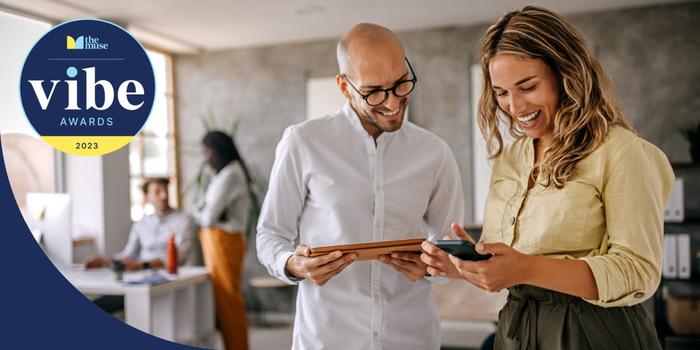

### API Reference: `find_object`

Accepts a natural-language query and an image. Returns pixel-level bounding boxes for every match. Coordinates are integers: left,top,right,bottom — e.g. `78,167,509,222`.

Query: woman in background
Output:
421,6,673,349
192,130,250,350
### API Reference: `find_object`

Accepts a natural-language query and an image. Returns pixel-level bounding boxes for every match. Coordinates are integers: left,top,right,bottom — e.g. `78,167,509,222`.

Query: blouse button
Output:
633,292,644,299
510,217,516,225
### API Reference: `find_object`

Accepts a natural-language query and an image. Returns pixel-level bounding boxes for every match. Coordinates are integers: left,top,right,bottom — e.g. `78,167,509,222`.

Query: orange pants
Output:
199,228,248,350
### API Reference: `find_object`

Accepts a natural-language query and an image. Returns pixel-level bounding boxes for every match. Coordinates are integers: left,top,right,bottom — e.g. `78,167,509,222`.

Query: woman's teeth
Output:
517,111,540,125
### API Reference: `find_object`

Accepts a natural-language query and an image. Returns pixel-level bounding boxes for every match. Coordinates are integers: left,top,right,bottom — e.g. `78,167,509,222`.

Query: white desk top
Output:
61,266,210,296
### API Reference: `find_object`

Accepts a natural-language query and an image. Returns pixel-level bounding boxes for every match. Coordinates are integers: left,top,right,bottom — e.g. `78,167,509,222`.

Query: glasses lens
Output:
394,80,415,97
366,91,388,106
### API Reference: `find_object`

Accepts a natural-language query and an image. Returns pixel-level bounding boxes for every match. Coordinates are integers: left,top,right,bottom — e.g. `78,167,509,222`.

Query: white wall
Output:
101,148,132,255
471,64,489,224
470,64,513,224
305,77,346,120
0,11,49,135
64,148,131,256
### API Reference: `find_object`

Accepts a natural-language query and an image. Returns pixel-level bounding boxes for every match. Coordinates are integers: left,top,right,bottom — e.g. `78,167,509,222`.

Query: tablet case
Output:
309,238,425,261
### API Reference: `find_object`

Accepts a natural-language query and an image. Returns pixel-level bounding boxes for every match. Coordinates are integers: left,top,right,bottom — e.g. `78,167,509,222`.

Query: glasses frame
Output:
342,57,417,106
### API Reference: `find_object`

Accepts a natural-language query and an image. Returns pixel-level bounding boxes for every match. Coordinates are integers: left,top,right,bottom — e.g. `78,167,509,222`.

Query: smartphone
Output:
436,240,491,261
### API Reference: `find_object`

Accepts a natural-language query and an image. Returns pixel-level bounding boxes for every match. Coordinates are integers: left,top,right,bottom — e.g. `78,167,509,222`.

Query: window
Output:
471,64,512,223
0,11,54,220
128,49,179,221
306,77,346,120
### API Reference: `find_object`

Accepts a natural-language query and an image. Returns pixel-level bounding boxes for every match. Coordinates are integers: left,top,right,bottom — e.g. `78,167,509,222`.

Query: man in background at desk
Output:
85,177,194,313
86,177,194,270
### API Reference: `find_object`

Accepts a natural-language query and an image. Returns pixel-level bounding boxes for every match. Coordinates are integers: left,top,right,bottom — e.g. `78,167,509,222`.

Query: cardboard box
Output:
667,283,700,334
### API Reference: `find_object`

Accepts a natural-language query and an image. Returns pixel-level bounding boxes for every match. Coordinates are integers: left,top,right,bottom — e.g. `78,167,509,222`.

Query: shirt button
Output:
510,217,516,225
373,294,379,301
373,331,379,338
634,292,644,299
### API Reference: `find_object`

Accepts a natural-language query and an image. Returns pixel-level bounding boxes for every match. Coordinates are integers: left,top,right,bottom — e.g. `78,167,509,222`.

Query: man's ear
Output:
336,74,351,100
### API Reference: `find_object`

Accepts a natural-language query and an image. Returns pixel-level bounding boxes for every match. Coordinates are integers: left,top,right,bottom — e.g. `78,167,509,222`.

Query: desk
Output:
61,266,215,347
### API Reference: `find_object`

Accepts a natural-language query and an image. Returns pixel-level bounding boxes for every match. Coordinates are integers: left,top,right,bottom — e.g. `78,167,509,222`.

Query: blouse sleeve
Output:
580,139,674,307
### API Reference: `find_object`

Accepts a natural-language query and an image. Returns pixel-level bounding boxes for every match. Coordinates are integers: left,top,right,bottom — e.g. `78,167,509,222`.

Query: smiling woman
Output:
421,5,674,350
488,55,559,148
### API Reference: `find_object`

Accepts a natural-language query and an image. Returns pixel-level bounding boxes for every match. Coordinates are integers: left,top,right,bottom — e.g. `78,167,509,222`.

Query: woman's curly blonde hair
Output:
477,6,633,188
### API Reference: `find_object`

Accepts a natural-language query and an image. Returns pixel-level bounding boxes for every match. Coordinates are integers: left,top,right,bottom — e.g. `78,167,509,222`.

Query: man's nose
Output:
383,92,401,110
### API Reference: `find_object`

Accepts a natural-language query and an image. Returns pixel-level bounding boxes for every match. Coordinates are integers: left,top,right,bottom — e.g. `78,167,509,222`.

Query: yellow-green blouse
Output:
480,126,674,307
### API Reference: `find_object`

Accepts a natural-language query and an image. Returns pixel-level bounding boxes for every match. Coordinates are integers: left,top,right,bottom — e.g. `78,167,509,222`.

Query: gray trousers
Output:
495,285,661,350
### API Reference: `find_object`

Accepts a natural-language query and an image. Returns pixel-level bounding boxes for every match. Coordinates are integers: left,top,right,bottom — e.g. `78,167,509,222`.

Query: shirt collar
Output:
341,101,399,143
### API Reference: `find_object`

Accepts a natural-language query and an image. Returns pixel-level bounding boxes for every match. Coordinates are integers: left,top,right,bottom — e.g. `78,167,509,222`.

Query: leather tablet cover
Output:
309,238,425,261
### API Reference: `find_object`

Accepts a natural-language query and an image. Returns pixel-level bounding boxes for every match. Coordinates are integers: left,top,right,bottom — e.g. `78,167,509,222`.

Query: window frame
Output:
128,47,181,221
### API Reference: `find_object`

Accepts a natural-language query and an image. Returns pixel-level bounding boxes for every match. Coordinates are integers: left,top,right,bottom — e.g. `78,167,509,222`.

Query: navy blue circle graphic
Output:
19,19,154,155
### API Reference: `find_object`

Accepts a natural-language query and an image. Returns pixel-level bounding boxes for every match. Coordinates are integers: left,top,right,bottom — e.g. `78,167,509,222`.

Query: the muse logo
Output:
20,19,154,156
66,35,109,50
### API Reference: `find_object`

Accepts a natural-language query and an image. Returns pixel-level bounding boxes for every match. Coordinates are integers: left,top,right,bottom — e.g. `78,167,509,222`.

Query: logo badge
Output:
20,19,154,156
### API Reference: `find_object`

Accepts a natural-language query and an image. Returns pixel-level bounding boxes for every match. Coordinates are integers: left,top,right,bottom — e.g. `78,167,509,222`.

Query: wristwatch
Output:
141,261,150,270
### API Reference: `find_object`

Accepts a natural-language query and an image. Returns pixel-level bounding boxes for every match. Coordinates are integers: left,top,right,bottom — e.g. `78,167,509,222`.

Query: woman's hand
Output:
420,223,475,279
448,242,531,292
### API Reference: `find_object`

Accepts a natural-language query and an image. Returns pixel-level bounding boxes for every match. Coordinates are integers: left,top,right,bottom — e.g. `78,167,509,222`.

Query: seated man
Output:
85,177,194,313
86,177,194,271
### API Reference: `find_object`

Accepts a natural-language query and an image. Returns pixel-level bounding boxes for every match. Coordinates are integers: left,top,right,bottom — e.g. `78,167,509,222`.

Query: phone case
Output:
436,240,491,261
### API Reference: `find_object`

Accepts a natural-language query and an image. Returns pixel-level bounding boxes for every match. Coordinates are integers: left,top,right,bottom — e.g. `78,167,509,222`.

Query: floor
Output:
246,324,480,350
249,325,293,350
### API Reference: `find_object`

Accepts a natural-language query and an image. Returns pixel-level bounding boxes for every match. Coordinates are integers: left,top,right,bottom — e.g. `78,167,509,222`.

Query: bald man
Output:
257,23,464,350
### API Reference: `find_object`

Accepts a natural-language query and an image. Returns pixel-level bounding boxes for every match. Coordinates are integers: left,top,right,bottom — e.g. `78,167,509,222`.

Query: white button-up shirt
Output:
191,161,250,234
257,103,464,350
114,209,194,264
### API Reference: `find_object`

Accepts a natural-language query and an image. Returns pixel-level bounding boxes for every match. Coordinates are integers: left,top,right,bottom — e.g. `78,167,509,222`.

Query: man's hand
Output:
285,244,358,286
378,252,427,282
85,256,108,269
421,223,475,278
117,259,143,271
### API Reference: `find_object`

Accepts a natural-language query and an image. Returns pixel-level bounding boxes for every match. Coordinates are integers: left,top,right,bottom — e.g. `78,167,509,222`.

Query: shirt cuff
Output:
580,256,651,307
275,250,301,285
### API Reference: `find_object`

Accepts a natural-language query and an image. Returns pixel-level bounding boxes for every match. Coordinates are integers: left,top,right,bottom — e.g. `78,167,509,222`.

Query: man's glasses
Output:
342,57,417,106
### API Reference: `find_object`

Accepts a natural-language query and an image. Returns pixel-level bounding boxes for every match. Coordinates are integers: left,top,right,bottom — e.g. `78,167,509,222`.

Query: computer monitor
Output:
25,193,72,268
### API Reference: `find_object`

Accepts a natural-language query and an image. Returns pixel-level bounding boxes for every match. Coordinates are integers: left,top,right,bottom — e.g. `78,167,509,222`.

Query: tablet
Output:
436,240,491,261
309,238,425,261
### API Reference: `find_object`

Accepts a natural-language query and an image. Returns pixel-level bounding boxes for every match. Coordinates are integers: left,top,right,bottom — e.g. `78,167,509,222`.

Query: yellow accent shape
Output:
67,36,76,49
33,205,46,220
41,136,133,156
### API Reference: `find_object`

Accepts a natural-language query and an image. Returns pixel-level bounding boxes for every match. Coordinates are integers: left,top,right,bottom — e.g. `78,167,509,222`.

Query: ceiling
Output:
0,0,690,54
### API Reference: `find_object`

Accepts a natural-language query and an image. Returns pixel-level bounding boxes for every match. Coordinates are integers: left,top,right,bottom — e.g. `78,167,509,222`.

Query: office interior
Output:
1,0,699,349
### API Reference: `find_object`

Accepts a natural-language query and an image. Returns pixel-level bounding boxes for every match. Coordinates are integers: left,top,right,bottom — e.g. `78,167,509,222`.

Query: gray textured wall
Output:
173,1,700,311
568,3,700,163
